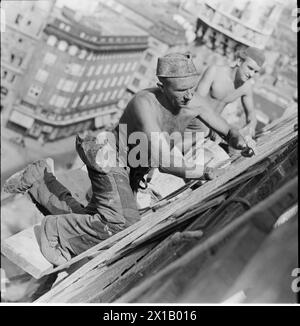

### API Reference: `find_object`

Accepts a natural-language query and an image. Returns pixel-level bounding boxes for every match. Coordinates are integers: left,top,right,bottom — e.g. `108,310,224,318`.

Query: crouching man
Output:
3,53,248,266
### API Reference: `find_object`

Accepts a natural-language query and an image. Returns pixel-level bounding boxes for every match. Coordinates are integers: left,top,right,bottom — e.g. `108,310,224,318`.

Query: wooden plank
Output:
36,117,297,301
2,116,296,296
48,243,158,303
1,224,52,279
114,177,298,303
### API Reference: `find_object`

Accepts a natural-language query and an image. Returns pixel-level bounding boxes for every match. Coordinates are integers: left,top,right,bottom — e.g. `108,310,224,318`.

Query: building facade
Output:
6,5,148,142
97,0,189,104
184,0,284,60
1,0,56,120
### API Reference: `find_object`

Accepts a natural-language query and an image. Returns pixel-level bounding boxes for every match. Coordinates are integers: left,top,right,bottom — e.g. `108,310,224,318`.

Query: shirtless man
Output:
187,46,265,141
4,53,248,265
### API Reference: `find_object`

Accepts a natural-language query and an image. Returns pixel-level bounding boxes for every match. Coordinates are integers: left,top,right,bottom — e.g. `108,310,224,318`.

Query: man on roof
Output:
186,46,265,144
3,52,249,266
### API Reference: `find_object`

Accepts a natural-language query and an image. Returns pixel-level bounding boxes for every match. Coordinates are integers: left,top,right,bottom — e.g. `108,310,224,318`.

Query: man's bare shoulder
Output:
130,88,159,108
243,79,254,94
215,65,231,76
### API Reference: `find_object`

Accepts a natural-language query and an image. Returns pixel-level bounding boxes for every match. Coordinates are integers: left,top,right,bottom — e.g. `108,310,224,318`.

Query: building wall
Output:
0,0,55,120
7,7,148,141
186,0,284,57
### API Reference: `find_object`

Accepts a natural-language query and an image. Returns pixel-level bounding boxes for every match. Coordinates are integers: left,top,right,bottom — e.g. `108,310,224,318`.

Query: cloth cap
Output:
240,47,265,67
156,52,199,78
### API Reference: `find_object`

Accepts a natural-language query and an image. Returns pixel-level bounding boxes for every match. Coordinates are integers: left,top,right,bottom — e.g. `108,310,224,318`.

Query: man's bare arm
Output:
197,66,216,97
241,87,257,137
195,98,247,150
131,95,206,179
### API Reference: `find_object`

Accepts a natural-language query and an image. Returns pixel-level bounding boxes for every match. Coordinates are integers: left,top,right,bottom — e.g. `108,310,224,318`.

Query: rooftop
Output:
99,0,187,46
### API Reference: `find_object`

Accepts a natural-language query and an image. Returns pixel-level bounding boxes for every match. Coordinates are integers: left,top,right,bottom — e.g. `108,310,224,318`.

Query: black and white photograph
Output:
0,0,298,307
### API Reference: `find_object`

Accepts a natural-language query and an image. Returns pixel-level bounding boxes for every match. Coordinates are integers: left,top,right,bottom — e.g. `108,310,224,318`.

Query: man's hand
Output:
203,166,229,180
225,128,247,150
241,123,256,139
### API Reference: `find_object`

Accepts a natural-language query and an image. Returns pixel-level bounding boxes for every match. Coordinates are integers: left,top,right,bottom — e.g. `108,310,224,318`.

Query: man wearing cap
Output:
187,46,265,143
3,52,248,265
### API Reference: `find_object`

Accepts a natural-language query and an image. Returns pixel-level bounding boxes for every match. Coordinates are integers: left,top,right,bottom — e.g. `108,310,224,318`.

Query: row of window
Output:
41,51,138,79
57,21,144,44
85,61,137,77
45,88,124,112
78,75,131,93
46,35,142,61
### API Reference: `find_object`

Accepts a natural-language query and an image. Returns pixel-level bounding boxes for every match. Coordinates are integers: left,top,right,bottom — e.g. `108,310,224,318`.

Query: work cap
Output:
240,47,265,67
156,52,199,78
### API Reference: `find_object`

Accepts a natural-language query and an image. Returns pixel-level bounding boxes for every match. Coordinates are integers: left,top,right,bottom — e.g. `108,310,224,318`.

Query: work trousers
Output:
30,134,140,266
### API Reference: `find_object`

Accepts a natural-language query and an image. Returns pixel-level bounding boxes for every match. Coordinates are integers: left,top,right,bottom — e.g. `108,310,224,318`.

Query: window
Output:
110,77,118,87
79,81,87,92
117,76,125,86
43,52,57,65
111,89,118,100
138,65,147,75
58,40,68,52
35,69,49,83
87,66,96,77
80,95,89,106
27,84,42,98
68,45,78,56
88,94,97,105
96,79,103,89
72,97,81,108
125,75,131,84
64,80,76,92
55,96,66,107
117,62,125,73
78,49,87,59
131,62,137,71
65,63,83,76
47,35,57,47
118,89,124,98
57,78,65,90
125,62,131,72
96,65,103,75
111,63,118,74
97,93,104,103
104,91,111,102
87,80,96,91
103,78,111,88
103,64,111,75
49,94,57,106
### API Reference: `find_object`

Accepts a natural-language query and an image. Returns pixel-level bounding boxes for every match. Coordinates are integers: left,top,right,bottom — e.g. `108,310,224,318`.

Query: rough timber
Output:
2,112,298,303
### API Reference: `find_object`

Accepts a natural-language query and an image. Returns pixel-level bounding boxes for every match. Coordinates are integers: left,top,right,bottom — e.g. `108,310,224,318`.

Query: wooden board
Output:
1,224,52,279
1,115,297,287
